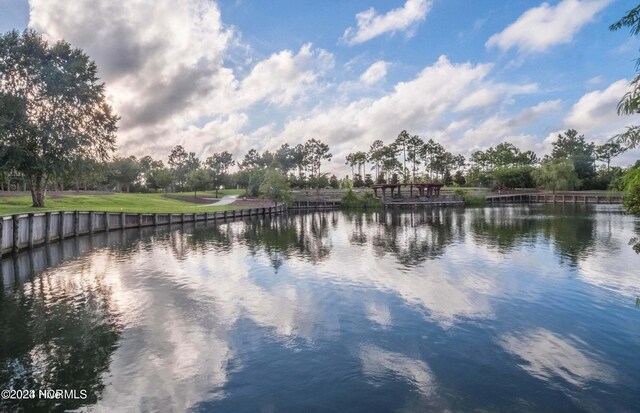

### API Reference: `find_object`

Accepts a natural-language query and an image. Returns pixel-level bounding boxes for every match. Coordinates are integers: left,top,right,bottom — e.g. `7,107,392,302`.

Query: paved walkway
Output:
204,195,238,206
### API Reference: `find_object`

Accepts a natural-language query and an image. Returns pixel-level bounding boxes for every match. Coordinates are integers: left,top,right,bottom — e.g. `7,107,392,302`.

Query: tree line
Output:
344,128,629,193
0,139,334,197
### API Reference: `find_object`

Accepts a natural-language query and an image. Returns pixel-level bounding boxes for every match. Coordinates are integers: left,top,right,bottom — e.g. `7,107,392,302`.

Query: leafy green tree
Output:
345,153,356,178
493,166,536,189
275,144,296,173
489,142,537,167
107,156,140,192
453,170,466,186
352,151,368,178
551,129,596,182
623,182,640,215
204,152,229,174
0,30,118,206
292,143,309,178
394,130,410,181
65,157,106,191
420,139,446,179
466,166,494,187
595,142,624,171
241,149,261,169
368,140,385,179
258,151,276,168
168,145,200,191
610,5,640,148
406,134,424,185
139,155,163,172
245,168,267,197
470,150,490,171
472,142,537,171
304,138,332,178
186,168,210,198
145,167,173,192
619,166,640,215
443,169,453,186
259,168,292,208
533,159,580,192
205,151,235,195
379,145,401,182
329,174,339,188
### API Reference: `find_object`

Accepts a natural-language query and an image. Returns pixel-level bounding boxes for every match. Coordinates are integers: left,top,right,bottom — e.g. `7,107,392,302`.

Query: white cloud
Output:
486,0,611,54
455,89,499,112
342,0,432,45
455,83,538,112
461,100,561,148
236,43,335,107
586,76,604,86
359,61,388,86
27,0,333,161
564,79,633,134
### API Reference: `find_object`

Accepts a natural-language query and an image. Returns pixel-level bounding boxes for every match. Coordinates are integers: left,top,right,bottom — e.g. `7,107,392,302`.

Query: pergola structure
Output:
371,183,444,199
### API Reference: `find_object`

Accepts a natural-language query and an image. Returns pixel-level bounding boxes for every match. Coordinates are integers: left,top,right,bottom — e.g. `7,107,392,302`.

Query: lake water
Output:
1,205,640,412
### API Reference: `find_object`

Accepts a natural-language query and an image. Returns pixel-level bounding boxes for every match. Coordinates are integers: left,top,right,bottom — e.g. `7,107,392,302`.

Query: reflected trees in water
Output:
368,209,464,267
0,256,122,413
469,205,609,266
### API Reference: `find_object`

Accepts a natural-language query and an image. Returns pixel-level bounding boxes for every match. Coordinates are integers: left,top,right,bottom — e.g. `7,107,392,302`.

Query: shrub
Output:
340,189,381,209
455,188,486,206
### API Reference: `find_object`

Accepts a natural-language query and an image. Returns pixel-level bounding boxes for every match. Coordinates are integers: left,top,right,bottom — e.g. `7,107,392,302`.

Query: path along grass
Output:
0,193,242,216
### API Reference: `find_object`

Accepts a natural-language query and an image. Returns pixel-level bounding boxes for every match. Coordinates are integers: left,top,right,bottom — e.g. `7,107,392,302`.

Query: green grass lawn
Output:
0,193,242,216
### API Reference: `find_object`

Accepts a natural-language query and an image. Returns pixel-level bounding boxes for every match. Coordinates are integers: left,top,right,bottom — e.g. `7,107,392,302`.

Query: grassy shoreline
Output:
0,193,242,216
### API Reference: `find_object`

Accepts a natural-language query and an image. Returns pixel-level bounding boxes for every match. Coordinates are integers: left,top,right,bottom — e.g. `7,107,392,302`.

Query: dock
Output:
486,191,624,204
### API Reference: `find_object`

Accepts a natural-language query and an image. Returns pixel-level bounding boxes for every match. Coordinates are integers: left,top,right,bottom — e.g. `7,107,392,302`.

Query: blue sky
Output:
1,0,639,172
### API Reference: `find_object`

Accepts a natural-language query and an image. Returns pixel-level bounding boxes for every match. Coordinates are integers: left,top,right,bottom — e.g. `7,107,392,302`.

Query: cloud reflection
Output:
500,328,615,387
360,345,436,397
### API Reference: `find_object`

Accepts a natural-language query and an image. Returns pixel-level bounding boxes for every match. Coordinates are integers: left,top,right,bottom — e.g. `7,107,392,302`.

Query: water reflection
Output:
0,245,124,412
0,206,638,412
359,345,436,397
469,205,602,266
500,328,615,387
367,209,464,266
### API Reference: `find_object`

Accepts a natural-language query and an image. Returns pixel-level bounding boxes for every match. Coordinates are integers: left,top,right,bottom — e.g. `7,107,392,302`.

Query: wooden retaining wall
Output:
0,205,285,257
290,200,341,209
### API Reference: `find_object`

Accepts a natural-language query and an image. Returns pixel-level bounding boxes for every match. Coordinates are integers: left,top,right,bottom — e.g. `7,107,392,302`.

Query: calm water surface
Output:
1,205,640,412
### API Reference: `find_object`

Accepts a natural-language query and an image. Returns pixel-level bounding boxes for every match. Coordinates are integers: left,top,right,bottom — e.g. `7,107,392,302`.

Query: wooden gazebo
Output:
371,183,444,199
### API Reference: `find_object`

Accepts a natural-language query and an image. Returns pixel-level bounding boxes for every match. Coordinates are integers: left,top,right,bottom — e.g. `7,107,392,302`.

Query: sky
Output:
1,0,640,173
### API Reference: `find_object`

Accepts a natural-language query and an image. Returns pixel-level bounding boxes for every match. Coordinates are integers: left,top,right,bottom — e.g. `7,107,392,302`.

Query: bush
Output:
340,177,353,189
623,185,640,215
353,174,365,188
364,174,374,187
463,193,486,206
340,189,381,209
455,189,486,206
621,167,640,215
